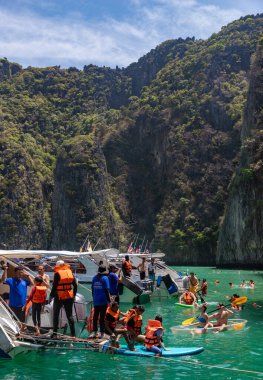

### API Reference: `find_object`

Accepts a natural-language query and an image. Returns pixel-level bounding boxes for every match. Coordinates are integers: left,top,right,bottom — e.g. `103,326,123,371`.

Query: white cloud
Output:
0,1,257,68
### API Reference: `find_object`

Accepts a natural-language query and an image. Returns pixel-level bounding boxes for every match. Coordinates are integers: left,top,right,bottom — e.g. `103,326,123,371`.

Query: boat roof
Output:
0,248,119,260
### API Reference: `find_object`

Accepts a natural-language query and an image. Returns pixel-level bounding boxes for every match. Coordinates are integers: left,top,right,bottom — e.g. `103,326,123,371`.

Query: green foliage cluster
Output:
0,14,262,261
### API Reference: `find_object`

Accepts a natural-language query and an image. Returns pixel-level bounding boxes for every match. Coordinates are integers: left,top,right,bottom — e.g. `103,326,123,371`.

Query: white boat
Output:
0,297,44,358
0,248,183,304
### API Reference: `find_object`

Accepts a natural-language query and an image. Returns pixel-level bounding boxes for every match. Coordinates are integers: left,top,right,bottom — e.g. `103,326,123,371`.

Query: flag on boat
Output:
128,242,134,253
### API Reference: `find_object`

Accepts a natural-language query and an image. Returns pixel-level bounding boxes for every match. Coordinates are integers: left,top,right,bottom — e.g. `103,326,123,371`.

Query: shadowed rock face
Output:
51,135,120,250
217,42,263,267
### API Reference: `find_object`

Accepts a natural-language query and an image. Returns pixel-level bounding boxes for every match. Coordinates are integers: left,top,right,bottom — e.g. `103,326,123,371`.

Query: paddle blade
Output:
182,317,196,325
232,296,247,306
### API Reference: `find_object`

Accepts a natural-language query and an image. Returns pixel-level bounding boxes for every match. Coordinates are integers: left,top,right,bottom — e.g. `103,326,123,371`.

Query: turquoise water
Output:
0,267,263,379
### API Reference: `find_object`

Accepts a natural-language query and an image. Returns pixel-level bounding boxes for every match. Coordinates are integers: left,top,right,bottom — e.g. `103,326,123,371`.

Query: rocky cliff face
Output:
51,135,123,250
0,58,22,81
217,41,263,267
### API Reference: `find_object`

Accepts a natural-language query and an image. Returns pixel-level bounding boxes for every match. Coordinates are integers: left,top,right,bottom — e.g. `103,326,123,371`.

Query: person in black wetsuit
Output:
49,260,78,338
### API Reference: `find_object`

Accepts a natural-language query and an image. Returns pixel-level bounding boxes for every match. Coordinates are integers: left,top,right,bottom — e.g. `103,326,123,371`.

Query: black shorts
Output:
10,306,25,322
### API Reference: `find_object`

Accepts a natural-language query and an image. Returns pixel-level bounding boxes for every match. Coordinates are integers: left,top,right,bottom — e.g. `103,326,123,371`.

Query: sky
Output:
0,0,262,69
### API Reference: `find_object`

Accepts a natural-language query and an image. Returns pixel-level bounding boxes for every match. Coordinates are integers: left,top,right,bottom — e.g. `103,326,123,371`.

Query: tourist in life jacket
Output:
49,260,78,338
23,276,47,335
179,289,197,305
104,301,131,348
124,305,145,349
144,315,164,357
122,255,133,278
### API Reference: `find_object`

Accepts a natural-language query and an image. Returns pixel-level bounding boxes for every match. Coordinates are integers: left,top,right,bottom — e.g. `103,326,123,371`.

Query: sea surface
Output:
0,267,263,380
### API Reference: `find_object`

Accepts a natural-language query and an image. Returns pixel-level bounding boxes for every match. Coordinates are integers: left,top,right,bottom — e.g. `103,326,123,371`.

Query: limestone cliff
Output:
217,41,263,267
51,135,123,250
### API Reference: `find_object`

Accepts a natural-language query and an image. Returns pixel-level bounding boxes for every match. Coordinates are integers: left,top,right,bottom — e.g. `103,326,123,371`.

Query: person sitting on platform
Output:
104,301,131,348
124,305,145,349
144,315,165,357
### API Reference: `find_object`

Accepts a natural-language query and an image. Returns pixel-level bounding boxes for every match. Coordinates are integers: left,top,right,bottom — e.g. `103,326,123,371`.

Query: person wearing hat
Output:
108,264,121,304
91,266,110,338
23,276,47,335
49,260,78,338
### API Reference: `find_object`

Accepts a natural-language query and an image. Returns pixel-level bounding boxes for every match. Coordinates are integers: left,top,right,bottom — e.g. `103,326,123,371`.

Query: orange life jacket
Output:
32,286,47,304
105,306,120,330
183,293,194,305
144,320,163,348
125,309,143,335
122,260,132,273
54,264,74,300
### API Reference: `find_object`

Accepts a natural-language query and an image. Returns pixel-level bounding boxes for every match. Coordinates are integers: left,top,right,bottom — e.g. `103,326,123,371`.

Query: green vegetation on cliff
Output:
0,14,262,264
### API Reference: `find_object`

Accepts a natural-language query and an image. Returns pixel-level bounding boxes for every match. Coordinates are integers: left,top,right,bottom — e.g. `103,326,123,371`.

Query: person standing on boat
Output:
37,265,50,288
49,260,77,338
148,258,156,283
188,272,198,295
108,264,121,304
91,266,110,338
182,273,190,290
0,265,34,323
122,255,132,278
23,276,47,335
137,257,146,280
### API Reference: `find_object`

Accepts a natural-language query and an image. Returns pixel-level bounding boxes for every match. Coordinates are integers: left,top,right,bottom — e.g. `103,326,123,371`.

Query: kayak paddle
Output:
181,296,247,325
